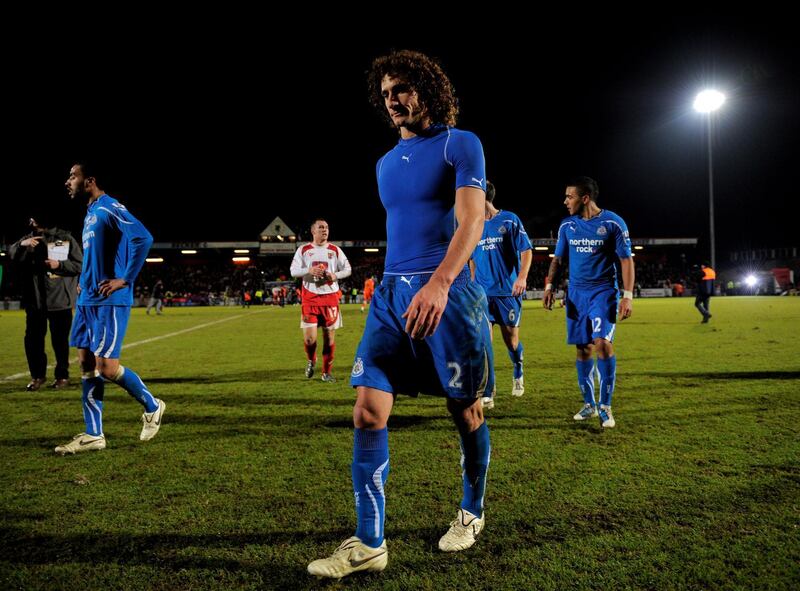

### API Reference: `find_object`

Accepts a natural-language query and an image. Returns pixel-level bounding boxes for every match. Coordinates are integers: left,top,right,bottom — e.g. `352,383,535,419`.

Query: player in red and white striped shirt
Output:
290,219,352,382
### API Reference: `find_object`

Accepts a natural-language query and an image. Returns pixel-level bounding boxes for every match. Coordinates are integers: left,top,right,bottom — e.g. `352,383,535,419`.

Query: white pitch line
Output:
1,308,269,381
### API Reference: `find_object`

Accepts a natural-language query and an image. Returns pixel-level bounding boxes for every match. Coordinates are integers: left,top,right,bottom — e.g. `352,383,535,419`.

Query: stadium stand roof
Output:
260,217,296,241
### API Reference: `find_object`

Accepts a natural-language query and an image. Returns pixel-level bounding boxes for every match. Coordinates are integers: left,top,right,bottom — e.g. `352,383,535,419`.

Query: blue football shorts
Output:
486,295,522,327
350,269,494,399
70,305,131,359
565,286,618,345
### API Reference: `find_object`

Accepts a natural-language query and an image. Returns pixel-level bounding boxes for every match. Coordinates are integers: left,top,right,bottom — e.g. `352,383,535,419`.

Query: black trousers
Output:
24,308,73,380
695,294,711,317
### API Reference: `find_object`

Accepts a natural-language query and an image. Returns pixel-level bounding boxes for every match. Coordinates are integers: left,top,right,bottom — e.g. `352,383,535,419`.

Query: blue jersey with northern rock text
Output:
377,124,485,274
554,209,631,289
472,210,532,296
78,194,153,306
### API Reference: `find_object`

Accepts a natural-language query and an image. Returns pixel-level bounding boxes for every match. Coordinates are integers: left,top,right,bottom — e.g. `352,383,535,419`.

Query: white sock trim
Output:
111,366,126,382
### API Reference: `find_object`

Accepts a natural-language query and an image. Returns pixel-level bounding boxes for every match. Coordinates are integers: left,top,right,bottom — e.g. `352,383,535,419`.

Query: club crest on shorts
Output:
351,357,364,377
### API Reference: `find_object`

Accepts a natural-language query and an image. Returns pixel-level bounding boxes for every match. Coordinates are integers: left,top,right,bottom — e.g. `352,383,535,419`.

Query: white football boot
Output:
140,399,166,441
438,508,485,552
55,433,106,455
307,536,388,579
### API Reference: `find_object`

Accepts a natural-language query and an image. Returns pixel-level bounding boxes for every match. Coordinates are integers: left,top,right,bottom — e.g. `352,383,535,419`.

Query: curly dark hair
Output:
368,49,458,127
74,160,106,189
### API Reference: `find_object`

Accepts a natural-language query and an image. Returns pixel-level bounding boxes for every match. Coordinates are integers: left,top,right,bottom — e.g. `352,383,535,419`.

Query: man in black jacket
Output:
9,218,82,390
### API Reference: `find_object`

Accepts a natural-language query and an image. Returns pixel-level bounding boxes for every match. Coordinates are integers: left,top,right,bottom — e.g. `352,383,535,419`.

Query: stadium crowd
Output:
3,254,794,306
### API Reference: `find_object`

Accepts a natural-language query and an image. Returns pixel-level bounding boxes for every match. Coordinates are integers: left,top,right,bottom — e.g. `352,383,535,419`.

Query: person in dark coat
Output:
9,217,82,390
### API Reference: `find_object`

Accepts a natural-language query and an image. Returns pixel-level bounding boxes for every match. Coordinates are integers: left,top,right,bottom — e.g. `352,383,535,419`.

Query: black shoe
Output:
26,378,47,391
305,361,315,379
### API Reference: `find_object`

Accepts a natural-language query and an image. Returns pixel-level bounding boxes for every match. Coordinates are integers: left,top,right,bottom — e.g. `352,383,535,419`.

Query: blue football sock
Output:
576,358,596,405
352,427,389,548
81,374,105,436
460,421,490,516
597,356,617,407
507,342,524,379
112,367,158,412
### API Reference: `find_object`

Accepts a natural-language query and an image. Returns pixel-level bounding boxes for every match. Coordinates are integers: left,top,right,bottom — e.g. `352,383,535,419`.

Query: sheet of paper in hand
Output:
47,242,69,261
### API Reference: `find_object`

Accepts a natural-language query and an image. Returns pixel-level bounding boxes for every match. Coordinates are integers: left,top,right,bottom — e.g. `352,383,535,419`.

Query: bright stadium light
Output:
694,88,726,270
534,246,549,251
364,248,379,252
181,249,197,254
234,249,250,254
232,256,250,263
693,90,726,113
634,245,644,250
744,274,757,287
146,257,164,263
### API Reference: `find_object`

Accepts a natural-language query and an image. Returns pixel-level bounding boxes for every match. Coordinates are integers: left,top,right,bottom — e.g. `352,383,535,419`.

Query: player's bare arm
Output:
513,249,532,296
403,186,485,339
543,256,562,310
618,257,635,320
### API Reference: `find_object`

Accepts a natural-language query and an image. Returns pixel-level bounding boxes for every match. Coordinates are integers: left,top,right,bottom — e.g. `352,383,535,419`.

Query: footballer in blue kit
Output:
543,177,635,429
55,162,165,456
470,181,532,408
308,50,494,580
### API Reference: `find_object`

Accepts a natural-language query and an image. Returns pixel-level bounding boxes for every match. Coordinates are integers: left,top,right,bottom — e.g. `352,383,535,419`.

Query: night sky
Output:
5,17,797,259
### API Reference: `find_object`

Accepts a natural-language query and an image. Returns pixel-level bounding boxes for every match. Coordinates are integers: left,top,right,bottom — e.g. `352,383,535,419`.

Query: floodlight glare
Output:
744,275,757,287
694,90,726,113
